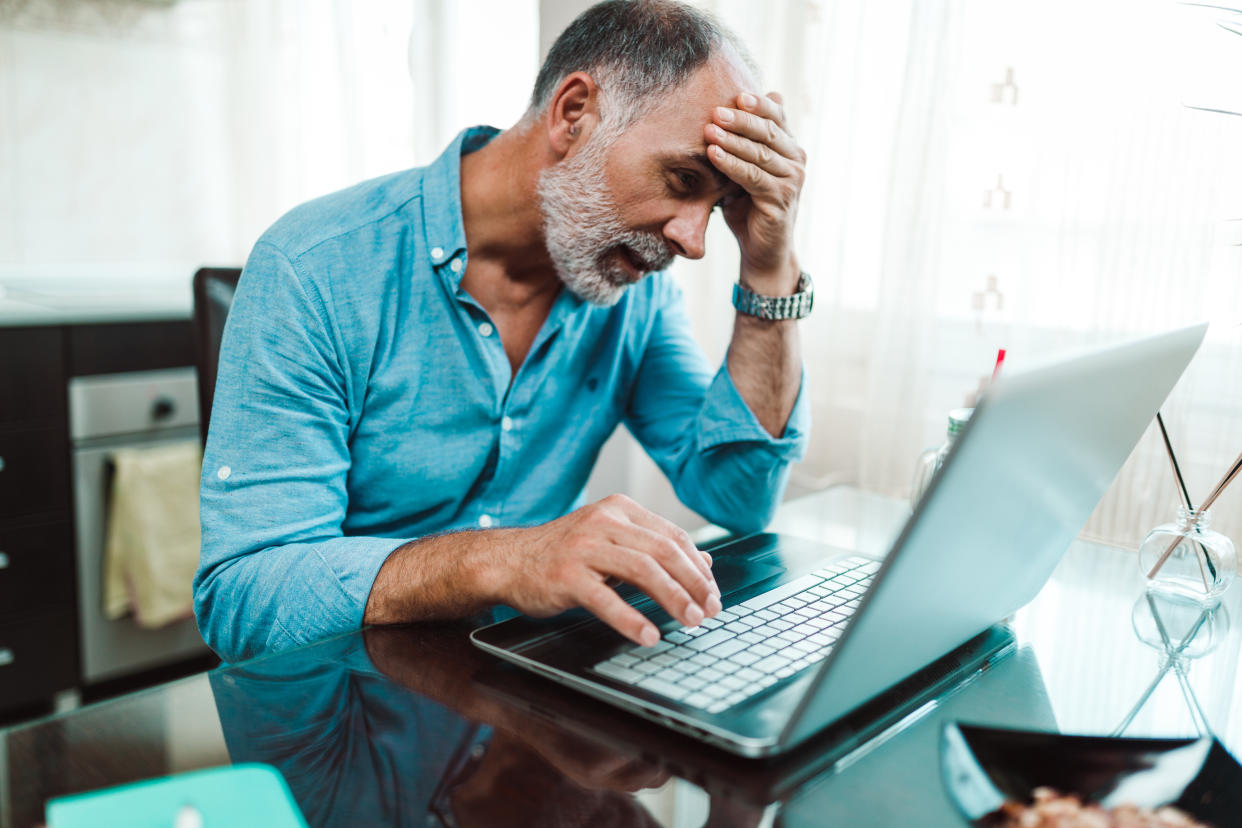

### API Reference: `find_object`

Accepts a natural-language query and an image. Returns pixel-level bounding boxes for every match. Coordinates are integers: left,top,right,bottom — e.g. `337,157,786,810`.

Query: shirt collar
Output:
420,125,500,289
419,125,590,326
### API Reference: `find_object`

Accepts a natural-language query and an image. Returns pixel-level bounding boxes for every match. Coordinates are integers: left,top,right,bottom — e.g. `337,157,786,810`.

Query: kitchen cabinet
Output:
0,325,76,711
0,318,200,717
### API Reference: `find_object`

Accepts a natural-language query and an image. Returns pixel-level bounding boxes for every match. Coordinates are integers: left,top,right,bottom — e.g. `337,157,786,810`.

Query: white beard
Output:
536,128,673,306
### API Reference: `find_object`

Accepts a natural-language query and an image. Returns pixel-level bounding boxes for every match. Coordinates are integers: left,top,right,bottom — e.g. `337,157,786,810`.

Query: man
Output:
195,0,811,663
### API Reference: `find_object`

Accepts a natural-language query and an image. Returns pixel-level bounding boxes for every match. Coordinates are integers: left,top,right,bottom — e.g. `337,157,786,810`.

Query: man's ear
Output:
545,71,599,157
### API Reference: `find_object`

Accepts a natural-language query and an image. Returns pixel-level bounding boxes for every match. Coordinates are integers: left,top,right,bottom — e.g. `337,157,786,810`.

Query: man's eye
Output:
675,171,698,190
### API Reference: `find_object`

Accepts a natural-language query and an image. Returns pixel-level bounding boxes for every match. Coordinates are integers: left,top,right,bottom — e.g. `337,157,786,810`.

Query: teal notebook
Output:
47,763,307,827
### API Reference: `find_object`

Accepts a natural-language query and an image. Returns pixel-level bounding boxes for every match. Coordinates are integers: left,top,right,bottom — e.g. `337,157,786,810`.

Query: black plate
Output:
940,722,1242,826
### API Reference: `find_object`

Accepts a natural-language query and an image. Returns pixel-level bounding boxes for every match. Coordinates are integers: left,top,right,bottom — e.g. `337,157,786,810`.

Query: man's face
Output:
537,55,751,306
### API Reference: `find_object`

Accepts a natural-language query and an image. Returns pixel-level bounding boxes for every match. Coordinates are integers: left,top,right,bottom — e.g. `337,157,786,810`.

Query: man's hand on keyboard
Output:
493,495,721,647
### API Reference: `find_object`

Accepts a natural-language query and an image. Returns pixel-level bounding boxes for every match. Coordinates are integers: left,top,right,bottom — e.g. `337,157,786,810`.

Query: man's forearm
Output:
705,87,807,440
363,530,509,625
726,265,803,438
362,496,720,645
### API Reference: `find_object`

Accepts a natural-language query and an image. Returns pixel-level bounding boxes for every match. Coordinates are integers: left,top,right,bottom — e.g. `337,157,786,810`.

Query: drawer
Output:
0,610,77,710
68,320,194,377
0,426,71,520
0,522,75,621
0,326,66,426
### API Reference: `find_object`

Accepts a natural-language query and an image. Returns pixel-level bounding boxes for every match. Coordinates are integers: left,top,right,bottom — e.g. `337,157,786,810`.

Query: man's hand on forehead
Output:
705,90,806,288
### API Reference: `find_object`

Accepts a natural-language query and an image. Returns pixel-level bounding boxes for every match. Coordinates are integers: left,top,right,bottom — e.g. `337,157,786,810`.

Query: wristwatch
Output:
732,271,814,320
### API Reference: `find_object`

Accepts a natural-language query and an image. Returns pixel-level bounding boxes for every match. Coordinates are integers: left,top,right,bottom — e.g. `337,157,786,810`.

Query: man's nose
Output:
663,205,711,260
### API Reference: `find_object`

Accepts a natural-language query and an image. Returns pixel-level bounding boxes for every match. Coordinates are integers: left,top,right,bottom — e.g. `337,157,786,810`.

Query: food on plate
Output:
987,787,1211,828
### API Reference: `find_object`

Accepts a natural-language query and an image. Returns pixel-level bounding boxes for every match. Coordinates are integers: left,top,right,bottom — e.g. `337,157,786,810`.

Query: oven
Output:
69,368,209,683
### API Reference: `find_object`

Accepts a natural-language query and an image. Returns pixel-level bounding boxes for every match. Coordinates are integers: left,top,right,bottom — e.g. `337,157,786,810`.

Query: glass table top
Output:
3,486,1239,828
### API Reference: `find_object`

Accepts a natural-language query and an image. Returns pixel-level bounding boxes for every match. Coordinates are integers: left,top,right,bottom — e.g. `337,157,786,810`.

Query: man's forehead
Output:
621,54,757,162
652,52,757,120
616,57,751,193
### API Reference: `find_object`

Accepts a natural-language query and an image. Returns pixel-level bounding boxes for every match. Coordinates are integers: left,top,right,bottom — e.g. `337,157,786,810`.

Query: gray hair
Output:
527,0,757,130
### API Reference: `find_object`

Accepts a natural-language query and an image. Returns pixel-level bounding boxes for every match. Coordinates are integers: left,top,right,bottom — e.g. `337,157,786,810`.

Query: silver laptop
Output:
472,324,1207,757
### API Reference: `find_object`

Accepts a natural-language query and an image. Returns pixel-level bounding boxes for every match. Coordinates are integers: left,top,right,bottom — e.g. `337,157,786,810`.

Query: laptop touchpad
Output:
712,555,786,597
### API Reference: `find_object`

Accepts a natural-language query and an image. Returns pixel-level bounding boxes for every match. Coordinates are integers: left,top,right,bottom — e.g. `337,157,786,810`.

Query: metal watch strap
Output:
731,272,814,320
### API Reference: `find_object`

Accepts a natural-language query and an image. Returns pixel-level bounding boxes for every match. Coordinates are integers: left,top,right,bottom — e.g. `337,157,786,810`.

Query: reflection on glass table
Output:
940,723,1242,826
212,624,671,828
2,487,1241,828
1117,591,1231,738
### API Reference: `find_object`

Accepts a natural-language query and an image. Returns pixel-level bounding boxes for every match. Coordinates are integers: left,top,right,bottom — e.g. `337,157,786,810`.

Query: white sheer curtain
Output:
219,0,422,260
0,0,536,271
223,0,537,258
408,0,539,161
631,0,1242,547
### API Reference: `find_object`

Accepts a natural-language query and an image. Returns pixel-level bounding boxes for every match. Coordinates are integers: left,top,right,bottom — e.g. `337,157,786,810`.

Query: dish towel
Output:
103,440,202,629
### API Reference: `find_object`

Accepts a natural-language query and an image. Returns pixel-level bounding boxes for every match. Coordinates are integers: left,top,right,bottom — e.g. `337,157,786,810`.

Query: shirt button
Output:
449,259,463,273
501,416,513,432
430,246,444,259
478,514,493,528
216,465,231,480
478,322,494,337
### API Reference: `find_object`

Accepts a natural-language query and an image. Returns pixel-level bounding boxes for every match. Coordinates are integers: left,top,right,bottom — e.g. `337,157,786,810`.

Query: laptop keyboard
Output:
591,556,879,714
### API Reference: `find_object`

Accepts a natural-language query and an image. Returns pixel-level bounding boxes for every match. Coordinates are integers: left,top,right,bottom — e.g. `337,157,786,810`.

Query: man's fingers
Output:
708,143,780,198
612,498,719,595
578,577,659,647
617,522,720,615
745,90,787,129
607,760,672,794
532,497,728,649
713,105,799,160
707,124,794,178
599,546,704,628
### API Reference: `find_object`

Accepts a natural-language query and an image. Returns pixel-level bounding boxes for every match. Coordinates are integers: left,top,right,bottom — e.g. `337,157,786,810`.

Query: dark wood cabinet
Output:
0,611,77,710
0,315,197,718
0,326,66,426
0,521,75,621
67,321,194,377
0,324,77,717
0,427,71,521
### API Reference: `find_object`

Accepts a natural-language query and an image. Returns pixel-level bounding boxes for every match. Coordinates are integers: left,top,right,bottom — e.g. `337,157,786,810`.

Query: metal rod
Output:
1112,665,1170,737
1173,661,1212,738
1197,450,1242,514
1157,412,1194,510
1153,413,1215,587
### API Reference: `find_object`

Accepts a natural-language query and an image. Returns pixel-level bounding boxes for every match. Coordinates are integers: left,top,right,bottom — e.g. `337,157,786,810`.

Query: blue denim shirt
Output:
196,127,809,662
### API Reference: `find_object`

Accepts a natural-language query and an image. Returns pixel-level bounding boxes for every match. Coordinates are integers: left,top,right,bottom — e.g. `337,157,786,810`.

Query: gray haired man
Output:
195,0,811,661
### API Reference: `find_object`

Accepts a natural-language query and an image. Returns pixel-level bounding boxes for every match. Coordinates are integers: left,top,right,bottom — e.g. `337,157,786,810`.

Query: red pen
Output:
991,348,1007,382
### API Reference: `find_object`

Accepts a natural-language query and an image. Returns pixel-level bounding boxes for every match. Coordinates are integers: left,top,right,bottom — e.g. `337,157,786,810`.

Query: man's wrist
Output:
468,527,517,606
738,253,800,295
365,530,507,624
733,270,813,321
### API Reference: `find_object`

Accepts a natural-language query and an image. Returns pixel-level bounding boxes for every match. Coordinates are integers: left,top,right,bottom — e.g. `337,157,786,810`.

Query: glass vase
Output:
1138,507,1236,603
1131,591,1229,659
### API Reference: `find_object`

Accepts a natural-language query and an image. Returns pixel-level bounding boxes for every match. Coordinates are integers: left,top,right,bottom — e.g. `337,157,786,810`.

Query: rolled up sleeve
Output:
623,278,810,535
194,242,402,663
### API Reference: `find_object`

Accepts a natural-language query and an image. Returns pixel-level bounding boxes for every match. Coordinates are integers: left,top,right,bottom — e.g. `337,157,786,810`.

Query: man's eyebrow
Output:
677,151,740,196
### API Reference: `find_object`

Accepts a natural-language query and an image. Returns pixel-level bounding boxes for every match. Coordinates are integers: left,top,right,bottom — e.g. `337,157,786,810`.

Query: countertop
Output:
0,266,200,327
